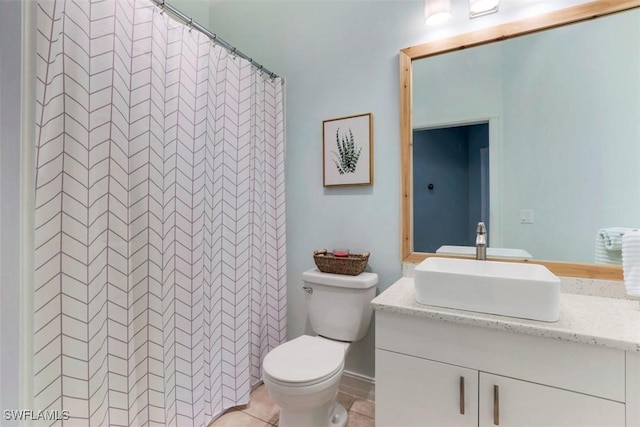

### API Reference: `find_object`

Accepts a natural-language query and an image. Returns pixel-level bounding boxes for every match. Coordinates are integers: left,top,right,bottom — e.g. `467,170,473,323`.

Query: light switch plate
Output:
520,209,534,224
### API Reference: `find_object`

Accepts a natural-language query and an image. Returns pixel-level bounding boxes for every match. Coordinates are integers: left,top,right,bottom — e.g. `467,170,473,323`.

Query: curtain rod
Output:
150,0,282,81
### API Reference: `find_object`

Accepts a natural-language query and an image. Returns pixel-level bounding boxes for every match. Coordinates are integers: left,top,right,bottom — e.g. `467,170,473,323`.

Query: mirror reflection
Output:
413,123,490,253
411,8,640,264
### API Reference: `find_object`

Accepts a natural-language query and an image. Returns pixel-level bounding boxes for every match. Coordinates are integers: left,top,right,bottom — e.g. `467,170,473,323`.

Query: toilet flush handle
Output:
302,285,313,294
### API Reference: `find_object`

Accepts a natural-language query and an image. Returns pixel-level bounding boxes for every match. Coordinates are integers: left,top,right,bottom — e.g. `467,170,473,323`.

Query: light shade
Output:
469,0,499,18
424,0,452,25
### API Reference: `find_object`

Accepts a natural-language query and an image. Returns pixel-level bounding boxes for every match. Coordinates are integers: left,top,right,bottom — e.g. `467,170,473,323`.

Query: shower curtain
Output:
33,0,286,425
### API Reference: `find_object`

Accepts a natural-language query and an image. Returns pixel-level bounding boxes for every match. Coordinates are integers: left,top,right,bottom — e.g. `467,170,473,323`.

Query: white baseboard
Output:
339,370,375,401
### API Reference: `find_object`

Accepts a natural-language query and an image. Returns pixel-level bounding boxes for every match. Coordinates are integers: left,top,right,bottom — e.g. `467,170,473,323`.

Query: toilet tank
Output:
302,269,378,342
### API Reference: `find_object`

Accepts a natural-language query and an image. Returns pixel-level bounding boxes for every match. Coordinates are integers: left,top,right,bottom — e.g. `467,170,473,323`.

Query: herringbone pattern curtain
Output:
33,1,286,425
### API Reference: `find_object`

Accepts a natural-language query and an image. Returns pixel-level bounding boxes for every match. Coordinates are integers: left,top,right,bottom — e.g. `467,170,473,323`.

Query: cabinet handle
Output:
459,376,465,415
493,385,500,425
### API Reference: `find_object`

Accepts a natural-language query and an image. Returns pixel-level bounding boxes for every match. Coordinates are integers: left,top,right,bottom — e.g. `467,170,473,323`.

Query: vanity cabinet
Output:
375,310,633,427
376,350,478,427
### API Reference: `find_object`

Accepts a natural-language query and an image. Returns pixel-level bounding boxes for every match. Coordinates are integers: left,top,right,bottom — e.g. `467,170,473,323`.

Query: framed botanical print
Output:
322,113,373,187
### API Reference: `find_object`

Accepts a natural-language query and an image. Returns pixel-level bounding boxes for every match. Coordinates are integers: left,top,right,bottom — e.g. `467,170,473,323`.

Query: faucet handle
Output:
476,222,486,234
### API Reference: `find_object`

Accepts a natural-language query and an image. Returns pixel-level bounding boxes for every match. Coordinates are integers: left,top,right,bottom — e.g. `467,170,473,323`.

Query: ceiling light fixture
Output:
469,0,499,18
424,0,452,25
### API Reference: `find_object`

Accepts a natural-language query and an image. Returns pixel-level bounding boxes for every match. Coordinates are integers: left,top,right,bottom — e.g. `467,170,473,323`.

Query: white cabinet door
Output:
376,349,478,427
479,373,625,427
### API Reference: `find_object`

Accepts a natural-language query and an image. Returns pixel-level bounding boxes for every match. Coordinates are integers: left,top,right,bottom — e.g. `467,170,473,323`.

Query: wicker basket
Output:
313,249,370,276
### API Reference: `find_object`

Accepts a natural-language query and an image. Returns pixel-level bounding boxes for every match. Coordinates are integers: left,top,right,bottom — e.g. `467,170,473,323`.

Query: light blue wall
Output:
413,43,503,128
500,11,640,262
168,0,211,30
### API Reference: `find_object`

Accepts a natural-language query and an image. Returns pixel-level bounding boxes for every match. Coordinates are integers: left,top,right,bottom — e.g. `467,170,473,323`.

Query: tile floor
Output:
209,384,375,427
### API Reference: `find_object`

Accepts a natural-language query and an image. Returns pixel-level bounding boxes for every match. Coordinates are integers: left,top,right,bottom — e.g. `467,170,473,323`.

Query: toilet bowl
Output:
262,269,378,427
263,335,350,427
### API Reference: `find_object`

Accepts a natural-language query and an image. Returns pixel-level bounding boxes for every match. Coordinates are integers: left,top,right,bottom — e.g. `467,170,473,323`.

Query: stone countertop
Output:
372,277,640,353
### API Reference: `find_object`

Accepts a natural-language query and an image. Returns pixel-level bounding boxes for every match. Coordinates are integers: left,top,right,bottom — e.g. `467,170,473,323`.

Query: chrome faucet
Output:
476,222,487,260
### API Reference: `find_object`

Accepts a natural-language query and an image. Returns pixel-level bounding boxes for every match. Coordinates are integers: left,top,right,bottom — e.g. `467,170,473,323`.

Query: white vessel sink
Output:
436,245,533,259
414,257,560,322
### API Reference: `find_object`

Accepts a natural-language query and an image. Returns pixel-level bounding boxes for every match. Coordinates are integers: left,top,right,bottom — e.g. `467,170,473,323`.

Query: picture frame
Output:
322,113,373,187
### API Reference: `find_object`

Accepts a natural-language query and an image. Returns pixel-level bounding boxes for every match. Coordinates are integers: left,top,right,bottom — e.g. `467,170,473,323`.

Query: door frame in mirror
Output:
400,0,640,280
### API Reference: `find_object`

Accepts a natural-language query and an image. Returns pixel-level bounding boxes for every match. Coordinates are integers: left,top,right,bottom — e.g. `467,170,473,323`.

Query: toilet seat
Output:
263,335,346,387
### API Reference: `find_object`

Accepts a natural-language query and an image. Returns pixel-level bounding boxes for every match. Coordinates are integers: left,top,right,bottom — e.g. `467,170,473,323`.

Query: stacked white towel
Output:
595,227,631,265
622,229,640,297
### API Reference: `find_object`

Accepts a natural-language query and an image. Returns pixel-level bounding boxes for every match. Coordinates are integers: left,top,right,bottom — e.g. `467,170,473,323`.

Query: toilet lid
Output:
263,335,345,385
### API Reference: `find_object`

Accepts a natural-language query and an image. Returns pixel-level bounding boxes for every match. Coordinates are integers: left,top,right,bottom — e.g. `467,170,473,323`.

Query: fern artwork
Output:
322,113,372,186
332,128,362,175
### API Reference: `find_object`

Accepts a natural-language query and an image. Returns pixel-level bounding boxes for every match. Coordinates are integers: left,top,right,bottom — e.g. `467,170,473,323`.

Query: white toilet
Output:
262,268,378,427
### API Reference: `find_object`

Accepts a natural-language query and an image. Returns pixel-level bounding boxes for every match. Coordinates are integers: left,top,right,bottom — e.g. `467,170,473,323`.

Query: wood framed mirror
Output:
400,0,640,280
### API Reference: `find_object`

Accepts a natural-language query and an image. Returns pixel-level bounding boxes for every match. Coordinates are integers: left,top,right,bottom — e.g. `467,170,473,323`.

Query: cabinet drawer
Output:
376,311,625,402
376,349,478,427
479,373,625,427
